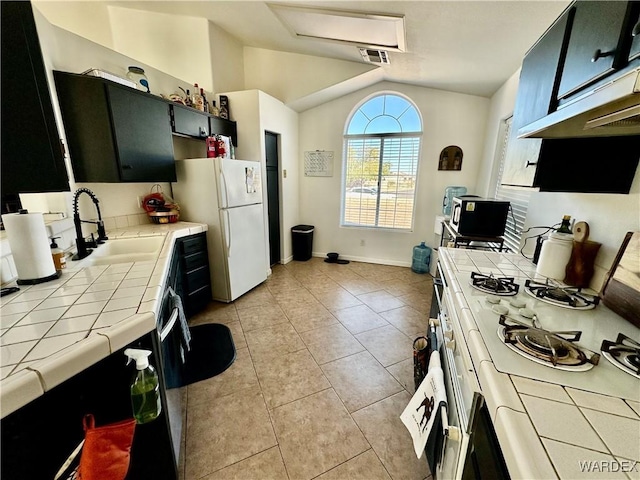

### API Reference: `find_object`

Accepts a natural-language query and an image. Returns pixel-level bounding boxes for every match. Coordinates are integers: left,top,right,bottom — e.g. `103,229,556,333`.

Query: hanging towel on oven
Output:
400,349,448,469
168,287,191,363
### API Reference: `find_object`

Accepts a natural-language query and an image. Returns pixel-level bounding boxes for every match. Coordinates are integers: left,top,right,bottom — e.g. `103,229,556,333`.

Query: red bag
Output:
78,414,136,480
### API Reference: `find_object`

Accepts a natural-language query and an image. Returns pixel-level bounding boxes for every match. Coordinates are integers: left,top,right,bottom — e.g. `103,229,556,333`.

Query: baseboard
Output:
311,251,411,268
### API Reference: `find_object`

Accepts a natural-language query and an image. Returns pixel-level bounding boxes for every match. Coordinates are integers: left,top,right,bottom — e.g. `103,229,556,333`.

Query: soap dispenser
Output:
124,348,161,424
49,237,66,271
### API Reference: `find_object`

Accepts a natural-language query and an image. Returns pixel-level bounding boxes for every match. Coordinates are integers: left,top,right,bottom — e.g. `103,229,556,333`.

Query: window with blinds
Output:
494,116,531,253
342,94,422,230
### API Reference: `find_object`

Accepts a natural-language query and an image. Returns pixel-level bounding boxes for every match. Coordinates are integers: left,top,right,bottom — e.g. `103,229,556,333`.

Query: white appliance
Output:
173,158,268,302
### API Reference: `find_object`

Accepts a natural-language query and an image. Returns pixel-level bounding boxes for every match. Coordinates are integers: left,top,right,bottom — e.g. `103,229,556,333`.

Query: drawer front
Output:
183,251,207,272
180,234,207,256
185,265,209,293
186,285,212,315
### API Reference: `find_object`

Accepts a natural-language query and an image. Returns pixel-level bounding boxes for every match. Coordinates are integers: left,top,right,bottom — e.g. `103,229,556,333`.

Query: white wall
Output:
478,71,640,291
299,81,490,266
209,23,245,95
244,47,376,105
33,1,114,49
221,90,300,264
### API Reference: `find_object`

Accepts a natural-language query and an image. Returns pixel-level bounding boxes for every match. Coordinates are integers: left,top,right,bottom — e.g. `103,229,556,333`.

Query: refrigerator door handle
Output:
219,161,230,209
222,209,232,255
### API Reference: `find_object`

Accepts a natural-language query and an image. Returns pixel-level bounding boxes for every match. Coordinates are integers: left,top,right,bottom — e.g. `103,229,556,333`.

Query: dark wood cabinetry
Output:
503,1,640,194
558,1,632,99
502,8,573,187
170,103,238,147
171,104,210,138
173,233,211,318
54,71,176,183
1,332,177,480
1,2,69,196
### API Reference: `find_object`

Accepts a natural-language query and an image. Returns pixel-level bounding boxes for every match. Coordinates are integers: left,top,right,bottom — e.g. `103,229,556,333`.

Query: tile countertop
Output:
437,248,640,480
0,221,208,419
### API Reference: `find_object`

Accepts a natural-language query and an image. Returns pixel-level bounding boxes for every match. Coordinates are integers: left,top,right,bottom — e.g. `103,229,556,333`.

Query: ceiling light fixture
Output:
268,3,406,52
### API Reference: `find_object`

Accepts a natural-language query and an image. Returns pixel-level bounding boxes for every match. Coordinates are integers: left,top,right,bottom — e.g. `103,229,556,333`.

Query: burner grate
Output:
601,334,640,379
498,315,599,370
524,279,599,310
470,272,519,296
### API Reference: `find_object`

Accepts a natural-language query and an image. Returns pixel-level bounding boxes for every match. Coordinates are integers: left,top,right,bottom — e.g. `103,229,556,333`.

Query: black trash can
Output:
291,225,314,261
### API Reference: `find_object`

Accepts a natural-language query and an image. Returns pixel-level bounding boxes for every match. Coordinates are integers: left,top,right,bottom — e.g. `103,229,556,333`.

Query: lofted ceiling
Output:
105,0,571,99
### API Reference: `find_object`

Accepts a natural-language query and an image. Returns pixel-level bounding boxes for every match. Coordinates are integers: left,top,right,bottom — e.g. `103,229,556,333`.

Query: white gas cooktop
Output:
443,249,639,401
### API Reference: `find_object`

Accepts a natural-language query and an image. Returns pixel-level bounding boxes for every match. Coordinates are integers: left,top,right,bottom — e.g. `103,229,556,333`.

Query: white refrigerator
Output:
173,158,268,302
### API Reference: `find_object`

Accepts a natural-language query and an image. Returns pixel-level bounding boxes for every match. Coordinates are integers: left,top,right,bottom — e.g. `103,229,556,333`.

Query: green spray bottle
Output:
124,348,161,424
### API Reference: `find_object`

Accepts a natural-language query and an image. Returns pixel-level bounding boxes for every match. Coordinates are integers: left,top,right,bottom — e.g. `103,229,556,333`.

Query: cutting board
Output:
601,232,640,328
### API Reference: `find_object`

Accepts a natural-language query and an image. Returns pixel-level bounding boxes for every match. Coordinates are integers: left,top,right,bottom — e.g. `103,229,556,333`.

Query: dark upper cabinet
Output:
630,5,640,60
557,1,633,99
1,1,69,196
54,71,176,183
209,116,238,148
501,8,573,187
169,104,238,147
171,104,209,138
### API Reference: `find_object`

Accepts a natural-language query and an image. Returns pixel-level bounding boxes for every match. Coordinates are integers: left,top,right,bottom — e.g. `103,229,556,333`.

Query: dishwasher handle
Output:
160,307,179,341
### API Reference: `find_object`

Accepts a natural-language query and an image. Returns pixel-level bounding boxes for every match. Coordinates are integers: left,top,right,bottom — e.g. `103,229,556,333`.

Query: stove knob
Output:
444,330,454,341
446,339,456,351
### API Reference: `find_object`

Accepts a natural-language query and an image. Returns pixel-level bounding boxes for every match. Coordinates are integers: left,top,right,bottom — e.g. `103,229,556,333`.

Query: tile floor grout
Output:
181,258,434,480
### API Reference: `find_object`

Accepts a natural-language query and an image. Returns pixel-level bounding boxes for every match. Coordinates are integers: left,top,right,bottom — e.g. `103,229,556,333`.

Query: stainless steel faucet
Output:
72,188,108,260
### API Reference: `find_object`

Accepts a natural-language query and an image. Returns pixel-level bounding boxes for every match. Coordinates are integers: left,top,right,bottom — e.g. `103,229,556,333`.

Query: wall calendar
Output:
304,151,334,177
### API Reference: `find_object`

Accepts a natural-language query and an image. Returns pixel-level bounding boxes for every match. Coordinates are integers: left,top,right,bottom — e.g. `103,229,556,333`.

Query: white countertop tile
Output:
494,406,558,480
1,340,37,366
512,376,574,404
46,315,98,336
93,308,138,329
626,400,640,418
521,394,608,453
16,307,67,325
0,221,206,417
0,369,44,418
567,388,640,419
35,294,81,310
22,332,88,362
1,322,55,345
62,301,108,319
478,361,525,419
103,296,143,312
581,409,640,461
541,438,628,479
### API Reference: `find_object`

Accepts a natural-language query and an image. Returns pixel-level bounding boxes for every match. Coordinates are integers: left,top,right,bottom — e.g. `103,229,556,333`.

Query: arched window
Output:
342,93,422,230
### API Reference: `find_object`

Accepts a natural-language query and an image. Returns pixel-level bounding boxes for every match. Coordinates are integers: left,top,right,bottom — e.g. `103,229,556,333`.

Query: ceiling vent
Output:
359,48,390,65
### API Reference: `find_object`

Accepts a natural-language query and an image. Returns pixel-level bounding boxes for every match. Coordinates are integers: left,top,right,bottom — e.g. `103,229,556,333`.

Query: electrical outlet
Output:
360,239,365,246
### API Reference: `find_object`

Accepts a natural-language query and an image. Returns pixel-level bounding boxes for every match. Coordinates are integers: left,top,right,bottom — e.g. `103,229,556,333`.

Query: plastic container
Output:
411,242,432,274
124,349,161,424
50,237,66,271
291,225,314,261
442,186,467,216
126,66,149,93
535,232,574,280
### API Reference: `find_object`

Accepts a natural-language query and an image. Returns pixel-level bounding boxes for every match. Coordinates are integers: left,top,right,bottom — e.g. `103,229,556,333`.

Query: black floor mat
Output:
180,323,236,386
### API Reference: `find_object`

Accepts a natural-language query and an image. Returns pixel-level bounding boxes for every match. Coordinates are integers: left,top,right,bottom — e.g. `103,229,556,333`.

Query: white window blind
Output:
494,116,531,253
342,94,422,230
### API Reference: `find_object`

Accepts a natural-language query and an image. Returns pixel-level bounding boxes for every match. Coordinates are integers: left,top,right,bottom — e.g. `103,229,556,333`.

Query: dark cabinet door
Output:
108,85,176,182
501,7,573,187
1,2,69,195
629,5,640,60
210,116,238,148
558,1,631,99
171,104,209,139
54,71,176,183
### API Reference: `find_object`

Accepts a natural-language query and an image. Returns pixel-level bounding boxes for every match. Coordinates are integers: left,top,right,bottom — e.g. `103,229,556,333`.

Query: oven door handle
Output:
160,307,179,342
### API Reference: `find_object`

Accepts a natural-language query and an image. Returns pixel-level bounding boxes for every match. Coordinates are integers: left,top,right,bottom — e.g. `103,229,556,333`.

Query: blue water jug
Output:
411,242,431,274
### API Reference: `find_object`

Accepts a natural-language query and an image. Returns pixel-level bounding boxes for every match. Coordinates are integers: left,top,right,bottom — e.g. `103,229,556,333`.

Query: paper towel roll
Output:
1,211,57,283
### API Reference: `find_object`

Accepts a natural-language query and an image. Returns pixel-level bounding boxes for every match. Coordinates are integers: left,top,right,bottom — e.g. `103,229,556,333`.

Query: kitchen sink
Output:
84,236,165,265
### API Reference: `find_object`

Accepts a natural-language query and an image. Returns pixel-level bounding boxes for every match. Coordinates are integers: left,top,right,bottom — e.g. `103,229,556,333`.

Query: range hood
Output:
518,67,640,138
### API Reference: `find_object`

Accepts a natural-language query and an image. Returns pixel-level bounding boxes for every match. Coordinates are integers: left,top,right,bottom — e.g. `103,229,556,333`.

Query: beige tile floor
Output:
181,258,434,480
